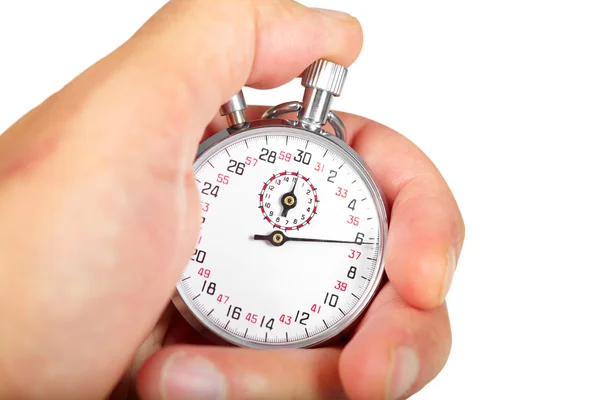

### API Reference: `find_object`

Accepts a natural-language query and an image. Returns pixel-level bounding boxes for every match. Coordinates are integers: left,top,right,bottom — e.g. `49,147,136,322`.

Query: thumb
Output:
0,0,362,398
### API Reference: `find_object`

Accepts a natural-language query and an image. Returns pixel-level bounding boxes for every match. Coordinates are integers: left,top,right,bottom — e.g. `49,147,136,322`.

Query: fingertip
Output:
137,345,344,400
136,348,168,400
386,224,456,310
246,2,363,88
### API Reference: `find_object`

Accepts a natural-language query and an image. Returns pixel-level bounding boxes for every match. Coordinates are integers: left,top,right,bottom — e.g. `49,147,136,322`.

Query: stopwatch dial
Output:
259,171,318,230
177,132,385,348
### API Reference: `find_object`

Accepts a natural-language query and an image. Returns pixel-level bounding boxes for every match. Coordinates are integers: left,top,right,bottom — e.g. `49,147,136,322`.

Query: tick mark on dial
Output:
323,149,328,157
192,294,201,300
286,332,289,342
338,308,346,316
352,180,357,184
351,293,360,300
367,257,375,261
361,276,370,281
244,140,249,148
266,136,269,145
225,148,230,157
225,320,230,330
208,308,214,316
361,198,367,201
323,319,329,328
265,332,268,342
367,218,373,220
208,161,214,168
286,136,289,145
338,162,345,169
182,276,191,281
244,328,248,338
305,327,309,337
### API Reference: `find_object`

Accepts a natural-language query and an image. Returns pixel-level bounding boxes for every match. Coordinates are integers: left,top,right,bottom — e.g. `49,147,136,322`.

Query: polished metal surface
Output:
260,60,349,141
301,59,347,96
299,87,332,128
327,110,346,142
297,60,348,135
219,90,247,127
261,101,302,120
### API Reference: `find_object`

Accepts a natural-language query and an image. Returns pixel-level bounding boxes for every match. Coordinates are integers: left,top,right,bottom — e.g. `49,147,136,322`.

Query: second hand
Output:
253,230,375,246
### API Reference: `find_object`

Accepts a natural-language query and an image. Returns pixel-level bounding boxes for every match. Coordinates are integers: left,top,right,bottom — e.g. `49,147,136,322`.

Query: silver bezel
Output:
172,119,389,349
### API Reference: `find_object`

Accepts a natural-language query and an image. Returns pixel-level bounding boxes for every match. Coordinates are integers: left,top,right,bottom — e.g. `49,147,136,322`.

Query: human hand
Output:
0,1,464,399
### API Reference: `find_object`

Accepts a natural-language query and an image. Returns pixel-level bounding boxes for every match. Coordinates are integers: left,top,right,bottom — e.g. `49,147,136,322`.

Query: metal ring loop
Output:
261,101,302,120
262,101,346,143
327,111,346,142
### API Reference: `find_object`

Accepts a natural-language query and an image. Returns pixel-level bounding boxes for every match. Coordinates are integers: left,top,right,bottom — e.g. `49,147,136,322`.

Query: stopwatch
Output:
172,60,389,349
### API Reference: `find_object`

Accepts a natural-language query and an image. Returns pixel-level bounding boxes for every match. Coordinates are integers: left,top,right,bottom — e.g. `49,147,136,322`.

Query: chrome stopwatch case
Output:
172,60,388,349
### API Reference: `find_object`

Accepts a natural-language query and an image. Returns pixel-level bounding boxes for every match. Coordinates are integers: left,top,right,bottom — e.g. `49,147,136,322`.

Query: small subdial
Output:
259,171,318,230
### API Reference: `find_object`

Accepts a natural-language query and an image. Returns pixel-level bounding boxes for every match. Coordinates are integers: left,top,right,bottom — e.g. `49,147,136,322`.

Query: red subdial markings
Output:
258,171,318,230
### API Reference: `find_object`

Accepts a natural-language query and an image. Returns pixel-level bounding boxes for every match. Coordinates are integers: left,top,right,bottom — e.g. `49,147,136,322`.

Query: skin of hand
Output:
0,1,465,399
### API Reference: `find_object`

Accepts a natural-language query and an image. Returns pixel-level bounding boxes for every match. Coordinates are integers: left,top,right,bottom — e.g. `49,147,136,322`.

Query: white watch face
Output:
175,126,387,348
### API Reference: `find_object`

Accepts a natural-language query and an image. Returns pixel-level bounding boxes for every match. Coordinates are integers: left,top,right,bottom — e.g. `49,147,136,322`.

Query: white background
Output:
1,1,599,399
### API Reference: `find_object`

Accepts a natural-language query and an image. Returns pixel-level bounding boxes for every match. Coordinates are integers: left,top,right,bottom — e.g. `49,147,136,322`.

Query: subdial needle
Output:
253,230,374,247
280,175,299,217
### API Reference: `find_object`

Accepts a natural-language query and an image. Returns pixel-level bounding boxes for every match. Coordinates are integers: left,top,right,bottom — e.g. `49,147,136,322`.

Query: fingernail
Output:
387,347,420,400
161,353,226,400
441,246,457,301
312,7,355,21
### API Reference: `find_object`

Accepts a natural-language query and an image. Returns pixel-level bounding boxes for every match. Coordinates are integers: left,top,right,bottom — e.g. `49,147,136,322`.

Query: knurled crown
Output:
301,60,348,97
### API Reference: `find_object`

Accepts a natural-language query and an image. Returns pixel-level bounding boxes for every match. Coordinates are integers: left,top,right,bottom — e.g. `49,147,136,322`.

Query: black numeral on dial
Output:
347,266,357,279
259,148,277,163
201,182,220,198
295,310,310,325
327,170,337,183
227,305,242,320
294,150,312,165
324,292,339,307
226,159,245,175
260,316,275,330
201,281,216,295
191,249,206,263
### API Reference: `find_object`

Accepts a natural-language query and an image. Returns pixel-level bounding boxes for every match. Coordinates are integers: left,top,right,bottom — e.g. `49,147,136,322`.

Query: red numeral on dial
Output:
216,294,229,304
245,156,258,166
279,314,292,325
245,313,258,324
336,187,348,198
348,250,362,260
216,173,230,184
278,151,292,162
201,202,210,212
314,162,325,172
197,268,211,278
310,304,321,313
334,280,348,291
347,215,360,226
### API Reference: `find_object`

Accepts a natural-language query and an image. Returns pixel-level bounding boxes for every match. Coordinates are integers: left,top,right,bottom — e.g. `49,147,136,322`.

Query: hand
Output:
0,1,464,400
